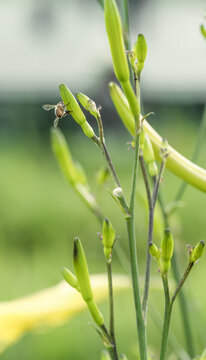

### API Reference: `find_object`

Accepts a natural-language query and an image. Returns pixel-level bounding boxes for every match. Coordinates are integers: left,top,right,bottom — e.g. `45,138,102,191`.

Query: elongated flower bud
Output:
104,0,129,82
149,242,161,260
143,134,158,177
161,229,174,274
200,24,206,39
76,92,99,119
190,240,205,263
102,218,115,261
135,34,147,74
73,237,93,302
51,127,82,186
61,267,79,290
73,238,104,326
109,82,135,134
101,350,112,360
59,84,86,125
59,84,95,139
104,0,139,117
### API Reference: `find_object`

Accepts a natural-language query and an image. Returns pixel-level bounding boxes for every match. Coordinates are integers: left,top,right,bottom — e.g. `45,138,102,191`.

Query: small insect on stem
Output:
42,101,71,127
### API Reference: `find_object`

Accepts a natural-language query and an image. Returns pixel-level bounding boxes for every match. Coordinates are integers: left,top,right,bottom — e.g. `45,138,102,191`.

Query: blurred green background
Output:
0,0,206,359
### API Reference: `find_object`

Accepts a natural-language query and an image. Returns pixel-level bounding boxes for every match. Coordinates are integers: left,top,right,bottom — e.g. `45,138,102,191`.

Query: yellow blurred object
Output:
0,274,129,354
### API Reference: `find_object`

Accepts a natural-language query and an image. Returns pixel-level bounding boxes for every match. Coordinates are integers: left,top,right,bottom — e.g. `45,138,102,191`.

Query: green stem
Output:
171,262,194,307
159,276,172,360
126,110,147,359
158,192,195,357
107,261,118,355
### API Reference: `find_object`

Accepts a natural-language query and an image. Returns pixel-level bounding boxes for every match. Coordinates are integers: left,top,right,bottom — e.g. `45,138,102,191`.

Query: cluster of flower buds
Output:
187,240,205,264
101,218,116,262
51,127,101,215
149,228,174,275
62,237,105,327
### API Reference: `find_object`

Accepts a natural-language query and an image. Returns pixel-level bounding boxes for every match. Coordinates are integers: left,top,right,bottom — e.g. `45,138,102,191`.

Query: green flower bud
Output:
139,128,146,151
161,228,174,274
190,240,205,263
104,0,129,83
101,350,112,360
51,127,81,186
73,237,93,302
81,121,95,139
59,84,86,125
135,34,147,63
102,218,115,261
149,242,161,260
108,82,135,134
148,162,158,177
61,267,79,291
143,134,158,177
59,84,95,139
76,92,99,119
104,0,139,117
112,187,130,217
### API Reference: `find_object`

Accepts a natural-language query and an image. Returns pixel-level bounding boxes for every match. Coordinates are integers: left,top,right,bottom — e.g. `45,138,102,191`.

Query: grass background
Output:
0,109,206,359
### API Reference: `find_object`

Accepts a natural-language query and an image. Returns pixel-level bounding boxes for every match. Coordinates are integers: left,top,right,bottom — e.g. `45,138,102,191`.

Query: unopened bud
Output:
76,92,99,118
190,240,205,263
149,242,161,260
104,0,129,83
161,228,174,274
135,34,147,74
73,237,104,326
102,218,115,261
59,84,95,139
73,237,93,302
112,187,130,217
143,134,158,177
61,267,79,291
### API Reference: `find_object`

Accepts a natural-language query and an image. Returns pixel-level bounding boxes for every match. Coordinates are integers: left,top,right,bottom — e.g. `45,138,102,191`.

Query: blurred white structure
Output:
1,0,206,102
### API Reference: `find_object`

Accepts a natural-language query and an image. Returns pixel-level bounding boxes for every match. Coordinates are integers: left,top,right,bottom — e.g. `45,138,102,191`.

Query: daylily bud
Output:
104,0,139,117
59,84,95,139
112,187,130,216
149,242,161,260
139,128,146,151
161,229,174,274
190,240,205,263
135,34,147,74
104,0,129,82
108,82,135,135
73,237,93,302
51,127,81,186
61,267,79,291
101,350,112,360
73,237,104,326
143,134,158,177
102,218,115,261
76,92,99,119
59,84,86,125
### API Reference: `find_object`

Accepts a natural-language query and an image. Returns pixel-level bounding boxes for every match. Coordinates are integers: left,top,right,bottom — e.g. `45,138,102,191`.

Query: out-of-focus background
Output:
0,0,206,359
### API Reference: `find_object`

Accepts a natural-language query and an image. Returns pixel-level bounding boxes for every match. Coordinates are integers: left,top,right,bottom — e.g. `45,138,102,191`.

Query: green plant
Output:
44,1,206,359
